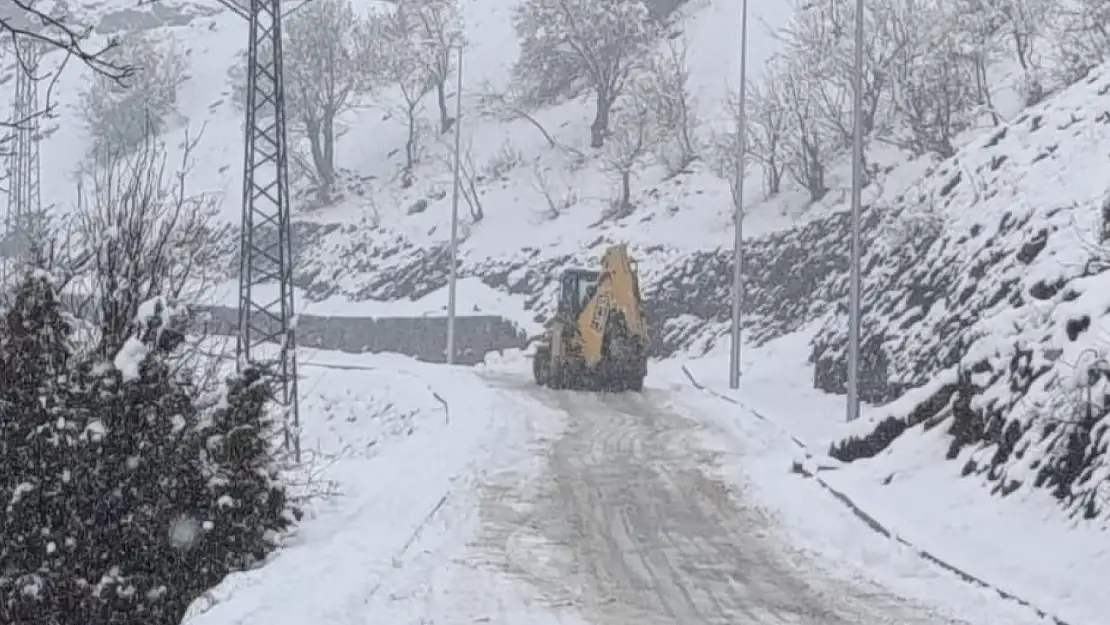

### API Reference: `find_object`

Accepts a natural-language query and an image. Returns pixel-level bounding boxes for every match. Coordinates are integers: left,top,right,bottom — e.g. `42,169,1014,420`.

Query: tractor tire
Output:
533,349,550,386
549,356,567,390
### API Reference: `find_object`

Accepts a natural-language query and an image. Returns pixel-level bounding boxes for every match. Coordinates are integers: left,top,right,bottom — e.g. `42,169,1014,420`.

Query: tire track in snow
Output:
678,364,1075,625
471,371,969,625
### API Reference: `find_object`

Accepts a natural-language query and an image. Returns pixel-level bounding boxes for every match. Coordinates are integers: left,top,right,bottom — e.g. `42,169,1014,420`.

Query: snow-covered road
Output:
473,370,968,625
186,350,1058,625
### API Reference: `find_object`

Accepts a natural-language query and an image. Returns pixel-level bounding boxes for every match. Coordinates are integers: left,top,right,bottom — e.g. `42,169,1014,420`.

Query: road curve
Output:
470,372,970,625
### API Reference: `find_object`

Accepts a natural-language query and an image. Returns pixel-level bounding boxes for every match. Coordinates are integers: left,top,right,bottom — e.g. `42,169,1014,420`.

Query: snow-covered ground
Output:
667,329,1108,625
17,0,801,253
182,349,584,625
172,344,1090,625
6,0,1109,621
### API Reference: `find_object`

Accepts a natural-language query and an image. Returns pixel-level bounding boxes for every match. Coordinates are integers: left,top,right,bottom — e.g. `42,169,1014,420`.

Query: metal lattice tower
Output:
219,0,301,461
2,40,42,292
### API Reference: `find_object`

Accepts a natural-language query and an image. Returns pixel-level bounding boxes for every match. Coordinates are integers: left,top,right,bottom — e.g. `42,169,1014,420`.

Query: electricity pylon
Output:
2,40,42,294
218,0,301,461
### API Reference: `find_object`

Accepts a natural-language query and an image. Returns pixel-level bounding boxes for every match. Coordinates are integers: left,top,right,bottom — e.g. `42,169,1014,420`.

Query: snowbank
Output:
666,330,1109,625
181,350,567,625
813,63,1110,521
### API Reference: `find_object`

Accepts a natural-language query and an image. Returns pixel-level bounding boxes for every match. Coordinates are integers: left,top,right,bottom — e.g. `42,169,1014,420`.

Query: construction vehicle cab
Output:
557,269,600,319
533,244,649,392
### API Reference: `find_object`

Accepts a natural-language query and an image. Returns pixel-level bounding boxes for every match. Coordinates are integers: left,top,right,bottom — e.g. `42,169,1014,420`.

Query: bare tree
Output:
378,4,438,187
0,0,136,128
949,0,1006,125
739,76,788,197
779,58,832,202
994,0,1054,103
602,78,658,217
70,129,230,357
233,0,381,204
777,0,851,148
890,33,978,158
78,32,187,156
709,116,744,218
475,81,558,148
1050,0,1110,84
710,74,790,200
779,0,910,146
510,0,661,148
405,0,463,134
642,39,699,177
530,161,576,219
459,148,485,222
437,140,485,222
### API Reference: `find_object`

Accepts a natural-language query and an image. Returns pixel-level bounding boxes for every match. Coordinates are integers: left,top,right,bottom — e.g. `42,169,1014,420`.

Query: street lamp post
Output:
847,0,865,421
446,41,464,365
729,0,749,390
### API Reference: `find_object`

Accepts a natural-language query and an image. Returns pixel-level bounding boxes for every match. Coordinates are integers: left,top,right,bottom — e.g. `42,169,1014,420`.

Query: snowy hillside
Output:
9,0,1110,503
10,0,1110,519
8,0,1110,623
5,0,802,330
822,64,1110,521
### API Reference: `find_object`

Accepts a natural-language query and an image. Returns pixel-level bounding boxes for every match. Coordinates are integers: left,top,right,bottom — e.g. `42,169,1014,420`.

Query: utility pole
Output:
2,39,42,294
219,0,301,460
729,0,749,390
847,0,865,422
446,42,463,365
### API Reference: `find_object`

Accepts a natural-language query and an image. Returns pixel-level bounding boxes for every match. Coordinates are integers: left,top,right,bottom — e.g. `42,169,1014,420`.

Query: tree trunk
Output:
617,169,632,216
403,106,418,188
805,142,826,202
308,120,333,204
591,90,612,148
466,175,484,222
321,111,337,202
323,111,335,173
766,158,782,196
862,70,883,136
974,57,1000,126
436,79,451,134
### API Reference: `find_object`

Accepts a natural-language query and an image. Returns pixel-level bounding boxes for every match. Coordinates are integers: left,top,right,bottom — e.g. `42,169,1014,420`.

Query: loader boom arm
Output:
579,244,647,366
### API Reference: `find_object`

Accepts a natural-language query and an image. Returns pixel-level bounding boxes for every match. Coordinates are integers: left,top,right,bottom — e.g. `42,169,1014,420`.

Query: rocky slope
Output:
244,198,855,359
818,66,1110,521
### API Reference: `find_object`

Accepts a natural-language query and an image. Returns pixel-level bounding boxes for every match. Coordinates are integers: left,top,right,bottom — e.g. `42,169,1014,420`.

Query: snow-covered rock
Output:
822,65,1110,520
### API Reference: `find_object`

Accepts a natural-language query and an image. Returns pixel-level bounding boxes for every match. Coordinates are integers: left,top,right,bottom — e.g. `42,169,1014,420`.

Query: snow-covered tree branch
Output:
405,0,463,134
744,75,789,198
510,0,662,148
888,12,978,158
77,32,187,156
0,0,136,128
70,129,229,357
778,56,832,202
1050,0,1110,84
642,38,699,176
231,0,381,204
476,80,559,148
377,3,439,186
602,76,659,216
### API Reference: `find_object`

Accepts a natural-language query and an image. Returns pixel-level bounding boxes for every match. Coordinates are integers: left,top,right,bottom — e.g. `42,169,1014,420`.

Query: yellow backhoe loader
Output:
531,244,649,392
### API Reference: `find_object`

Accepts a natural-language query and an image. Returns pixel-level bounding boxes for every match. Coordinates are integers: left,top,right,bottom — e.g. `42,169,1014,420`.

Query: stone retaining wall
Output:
200,306,527,365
